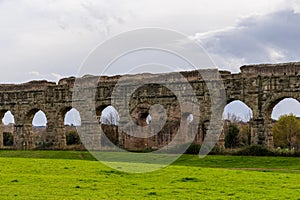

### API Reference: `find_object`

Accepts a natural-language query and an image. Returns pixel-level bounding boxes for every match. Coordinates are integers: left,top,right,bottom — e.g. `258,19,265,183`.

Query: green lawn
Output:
0,151,299,199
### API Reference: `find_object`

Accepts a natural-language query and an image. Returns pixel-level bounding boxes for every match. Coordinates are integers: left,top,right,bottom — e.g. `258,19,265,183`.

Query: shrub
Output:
66,131,81,145
225,123,240,148
34,142,54,150
234,145,274,156
184,143,201,154
209,146,226,155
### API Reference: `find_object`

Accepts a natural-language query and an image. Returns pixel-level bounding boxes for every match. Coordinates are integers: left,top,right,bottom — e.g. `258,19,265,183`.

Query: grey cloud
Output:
196,9,300,71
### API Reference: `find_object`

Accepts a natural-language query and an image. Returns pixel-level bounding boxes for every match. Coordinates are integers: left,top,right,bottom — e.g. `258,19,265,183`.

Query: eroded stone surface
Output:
1,62,300,150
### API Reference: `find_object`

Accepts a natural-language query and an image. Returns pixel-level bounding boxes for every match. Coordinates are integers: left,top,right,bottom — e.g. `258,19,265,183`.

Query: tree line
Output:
224,113,300,151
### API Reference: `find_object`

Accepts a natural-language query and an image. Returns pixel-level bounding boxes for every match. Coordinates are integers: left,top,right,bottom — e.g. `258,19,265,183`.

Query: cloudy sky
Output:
1,0,300,124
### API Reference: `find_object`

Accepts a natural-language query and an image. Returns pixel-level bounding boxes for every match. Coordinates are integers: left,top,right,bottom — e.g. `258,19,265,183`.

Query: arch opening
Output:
100,106,120,126
137,111,149,126
64,108,81,126
32,110,47,127
222,100,253,148
182,112,194,123
98,106,120,146
223,100,253,122
2,111,15,125
146,114,151,124
271,98,300,150
64,108,81,146
30,110,48,147
2,111,14,147
271,98,300,120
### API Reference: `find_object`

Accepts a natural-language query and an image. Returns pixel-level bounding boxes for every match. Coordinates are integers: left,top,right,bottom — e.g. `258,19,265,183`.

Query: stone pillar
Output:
24,123,35,149
264,118,274,149
250,114,274,148
13,124,24,150
250,118,257,145
180,114,190,143
0,111,4,148
46,113,66,149
250,118,265,145
79,121,101,150
55,121,67,149
193,120,204,145
14,123,35,150
0,123,3,148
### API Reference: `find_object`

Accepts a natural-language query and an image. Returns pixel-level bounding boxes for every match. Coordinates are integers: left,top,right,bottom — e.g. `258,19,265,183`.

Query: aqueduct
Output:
1,62,300,150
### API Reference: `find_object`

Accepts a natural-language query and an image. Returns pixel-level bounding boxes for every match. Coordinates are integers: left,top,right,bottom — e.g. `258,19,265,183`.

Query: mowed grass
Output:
0,151,299,199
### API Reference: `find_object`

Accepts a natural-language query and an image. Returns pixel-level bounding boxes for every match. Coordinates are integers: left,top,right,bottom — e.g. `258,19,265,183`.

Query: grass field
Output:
0,151,299,199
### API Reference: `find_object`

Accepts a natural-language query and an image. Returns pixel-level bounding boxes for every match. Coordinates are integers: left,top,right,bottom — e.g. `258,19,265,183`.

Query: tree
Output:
225,123,240,148
223,112,252,147
239,125,251,146
272,114,300,150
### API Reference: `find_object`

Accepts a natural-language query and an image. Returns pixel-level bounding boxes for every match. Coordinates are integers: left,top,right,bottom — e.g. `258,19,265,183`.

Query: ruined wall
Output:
1,62,300,150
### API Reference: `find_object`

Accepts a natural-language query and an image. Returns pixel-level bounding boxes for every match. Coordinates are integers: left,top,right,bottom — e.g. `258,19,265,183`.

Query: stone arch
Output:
0,110,15,148
96,105,120,125
95,105,108,118
95,105,120,147
64,108,81,126
264,94,300,120
25,108,48,124
21,108,49,149
2,111,15,125
1,110,15,147
222,100,253,148
31,109,48,147
262,93,300,148
58,106,80,125
130,102,177,127
146,114,152,124
223,99,253,122
32,110,47,127
96,105,110,123
271,98,300,120
270,98,300,149
61,107,82,146
129,103,151,126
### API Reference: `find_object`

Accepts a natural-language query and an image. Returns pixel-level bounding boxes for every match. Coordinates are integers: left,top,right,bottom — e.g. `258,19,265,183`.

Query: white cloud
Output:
51,73,63,80
29,71,42,76
0,0,128,83
0,0,296,83
28,71,63,82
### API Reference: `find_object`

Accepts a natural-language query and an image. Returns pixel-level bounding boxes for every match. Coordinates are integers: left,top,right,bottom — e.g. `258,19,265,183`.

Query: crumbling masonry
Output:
1,62,300,150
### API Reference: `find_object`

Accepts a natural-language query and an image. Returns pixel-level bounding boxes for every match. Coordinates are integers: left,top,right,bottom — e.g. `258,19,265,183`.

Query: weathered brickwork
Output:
0,62,299,150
